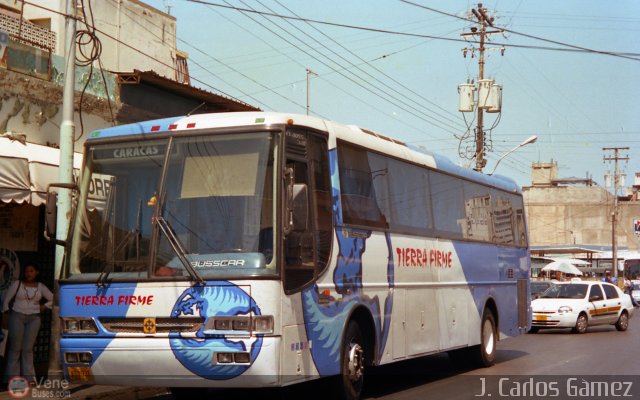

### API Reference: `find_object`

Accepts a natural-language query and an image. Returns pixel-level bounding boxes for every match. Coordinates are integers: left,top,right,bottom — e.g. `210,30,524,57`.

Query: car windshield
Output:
66,132,277,281
531,282,552,294
540,283,588,299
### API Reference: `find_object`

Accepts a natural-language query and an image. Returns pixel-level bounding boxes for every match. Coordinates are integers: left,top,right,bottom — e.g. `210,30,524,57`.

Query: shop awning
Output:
0,137,83,206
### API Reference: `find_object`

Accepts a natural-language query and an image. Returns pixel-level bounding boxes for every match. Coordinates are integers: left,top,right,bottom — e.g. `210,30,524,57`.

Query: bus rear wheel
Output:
472,309,497,367
337,321,365,400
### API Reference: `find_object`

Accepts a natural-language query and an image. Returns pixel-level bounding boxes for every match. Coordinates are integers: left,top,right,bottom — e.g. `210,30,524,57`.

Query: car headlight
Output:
558,306,573,314
62,318,99,334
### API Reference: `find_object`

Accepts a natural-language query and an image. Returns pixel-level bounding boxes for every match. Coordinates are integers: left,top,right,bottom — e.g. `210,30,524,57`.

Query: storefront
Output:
0,136,82,378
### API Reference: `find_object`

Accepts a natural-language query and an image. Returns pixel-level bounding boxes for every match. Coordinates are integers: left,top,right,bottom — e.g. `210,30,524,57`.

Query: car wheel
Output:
528,327,539,334
571,313,588,334
615,311,629,331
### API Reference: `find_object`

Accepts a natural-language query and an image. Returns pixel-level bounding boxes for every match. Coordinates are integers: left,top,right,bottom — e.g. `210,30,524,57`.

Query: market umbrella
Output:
541,260,583,276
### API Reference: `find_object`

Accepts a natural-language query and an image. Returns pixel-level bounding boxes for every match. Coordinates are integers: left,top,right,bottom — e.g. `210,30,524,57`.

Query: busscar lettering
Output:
395,247,453,268
190,260,246,268
74,295,154,306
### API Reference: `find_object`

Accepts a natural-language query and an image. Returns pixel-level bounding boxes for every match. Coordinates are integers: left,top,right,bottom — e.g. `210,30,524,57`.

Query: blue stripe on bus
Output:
453,241,528,328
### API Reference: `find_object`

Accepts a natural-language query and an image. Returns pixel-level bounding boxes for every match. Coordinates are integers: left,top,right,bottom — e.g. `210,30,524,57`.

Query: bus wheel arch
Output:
483,298,499,338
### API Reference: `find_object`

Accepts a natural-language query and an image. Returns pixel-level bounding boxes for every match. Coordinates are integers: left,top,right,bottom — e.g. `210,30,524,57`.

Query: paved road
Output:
81,312,640,400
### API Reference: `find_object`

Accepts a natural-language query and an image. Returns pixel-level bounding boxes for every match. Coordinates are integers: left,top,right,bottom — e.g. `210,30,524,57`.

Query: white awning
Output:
0,137,83,206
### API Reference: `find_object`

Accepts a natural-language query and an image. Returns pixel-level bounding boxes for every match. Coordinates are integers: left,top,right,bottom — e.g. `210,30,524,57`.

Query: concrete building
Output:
524,161,640,252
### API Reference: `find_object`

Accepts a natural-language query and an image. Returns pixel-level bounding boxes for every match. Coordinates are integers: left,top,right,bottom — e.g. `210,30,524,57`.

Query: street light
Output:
488,135,538,175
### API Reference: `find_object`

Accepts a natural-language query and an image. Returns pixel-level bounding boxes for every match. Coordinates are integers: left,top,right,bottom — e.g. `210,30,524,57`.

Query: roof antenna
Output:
187,102,206,117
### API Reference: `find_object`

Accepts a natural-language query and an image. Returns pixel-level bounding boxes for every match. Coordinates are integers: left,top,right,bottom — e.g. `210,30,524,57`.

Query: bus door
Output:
280,129,332,380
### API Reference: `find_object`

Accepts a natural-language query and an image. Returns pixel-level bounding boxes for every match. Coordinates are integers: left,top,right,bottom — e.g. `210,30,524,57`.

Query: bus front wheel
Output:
337,321,365,400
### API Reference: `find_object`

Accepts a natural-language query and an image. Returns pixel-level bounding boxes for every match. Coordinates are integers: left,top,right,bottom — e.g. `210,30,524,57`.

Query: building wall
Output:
2,0,178,79
0,0,183,146
0,66,111,147
524,185,640,251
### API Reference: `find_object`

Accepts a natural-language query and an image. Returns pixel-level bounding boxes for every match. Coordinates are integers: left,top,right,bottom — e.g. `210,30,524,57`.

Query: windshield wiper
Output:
155,216,204,285
97,200,143,287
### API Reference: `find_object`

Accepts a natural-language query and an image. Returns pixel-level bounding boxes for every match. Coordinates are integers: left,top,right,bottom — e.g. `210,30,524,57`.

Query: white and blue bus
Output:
50,112,530,399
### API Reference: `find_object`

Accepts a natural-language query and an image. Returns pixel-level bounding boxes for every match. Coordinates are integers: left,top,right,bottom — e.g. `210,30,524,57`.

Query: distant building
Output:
524,162,640,252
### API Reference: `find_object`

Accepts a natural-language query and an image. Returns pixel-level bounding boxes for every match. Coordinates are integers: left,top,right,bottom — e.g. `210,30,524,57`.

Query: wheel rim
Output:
347,342,364,382
482,318,495,355
577,315,587,332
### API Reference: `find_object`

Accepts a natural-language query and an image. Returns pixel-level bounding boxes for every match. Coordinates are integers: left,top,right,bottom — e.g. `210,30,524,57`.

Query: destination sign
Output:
92,144,167,160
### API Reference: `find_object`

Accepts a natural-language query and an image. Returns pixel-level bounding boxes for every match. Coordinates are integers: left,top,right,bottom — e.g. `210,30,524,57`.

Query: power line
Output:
185,0,640,60
218,0,462,136
270,0,463,127
399,0,640,62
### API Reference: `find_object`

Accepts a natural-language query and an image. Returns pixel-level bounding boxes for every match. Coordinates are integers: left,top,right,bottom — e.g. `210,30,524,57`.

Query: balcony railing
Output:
0,12,55,80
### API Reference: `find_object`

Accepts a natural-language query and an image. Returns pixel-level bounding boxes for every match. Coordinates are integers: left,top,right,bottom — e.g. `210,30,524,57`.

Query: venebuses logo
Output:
7,376,71,399
7,376,29,399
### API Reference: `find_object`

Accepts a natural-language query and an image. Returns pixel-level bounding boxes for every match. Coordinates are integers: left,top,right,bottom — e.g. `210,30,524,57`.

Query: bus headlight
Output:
65,352,93,364
62,318,99,334
253,315,274,333
206,315,274,334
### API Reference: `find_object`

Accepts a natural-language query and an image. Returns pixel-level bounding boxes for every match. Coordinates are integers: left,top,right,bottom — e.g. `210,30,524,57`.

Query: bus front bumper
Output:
60,336,280,388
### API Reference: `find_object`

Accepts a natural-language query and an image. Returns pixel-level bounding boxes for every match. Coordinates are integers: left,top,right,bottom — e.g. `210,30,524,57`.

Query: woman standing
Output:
2,263,53,383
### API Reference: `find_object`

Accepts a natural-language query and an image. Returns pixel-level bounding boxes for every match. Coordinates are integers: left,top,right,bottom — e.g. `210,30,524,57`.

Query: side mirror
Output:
291,183,308,232
44,182,78,246
589,295,602,302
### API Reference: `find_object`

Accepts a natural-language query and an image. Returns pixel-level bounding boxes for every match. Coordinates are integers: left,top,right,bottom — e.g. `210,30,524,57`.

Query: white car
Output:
530,281,634,334
630,280,640,304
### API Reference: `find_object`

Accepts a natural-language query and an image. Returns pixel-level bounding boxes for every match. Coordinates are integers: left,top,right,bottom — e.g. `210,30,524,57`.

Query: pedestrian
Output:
602,270,618,285
2,263,53,384
623,277,639,308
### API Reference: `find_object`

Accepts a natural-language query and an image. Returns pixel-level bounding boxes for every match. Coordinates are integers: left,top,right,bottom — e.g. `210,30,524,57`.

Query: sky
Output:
146,0,640,190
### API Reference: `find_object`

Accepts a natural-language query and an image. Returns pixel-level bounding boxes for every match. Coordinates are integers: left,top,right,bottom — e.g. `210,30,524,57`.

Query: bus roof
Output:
88,112,520,193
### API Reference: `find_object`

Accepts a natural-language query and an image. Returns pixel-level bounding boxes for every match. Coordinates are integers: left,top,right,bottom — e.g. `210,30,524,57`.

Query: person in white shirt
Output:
2,263,53,383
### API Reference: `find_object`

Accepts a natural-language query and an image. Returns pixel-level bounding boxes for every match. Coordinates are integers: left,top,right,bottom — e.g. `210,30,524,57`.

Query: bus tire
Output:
337,321,365,400
472,309,497,368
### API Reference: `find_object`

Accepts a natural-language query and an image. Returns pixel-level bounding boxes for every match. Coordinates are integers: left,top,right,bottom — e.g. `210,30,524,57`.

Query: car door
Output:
601,283,624,324
586,284,609,326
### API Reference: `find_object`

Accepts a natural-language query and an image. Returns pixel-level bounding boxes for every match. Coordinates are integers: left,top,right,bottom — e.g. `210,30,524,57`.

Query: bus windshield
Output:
67,131,277,281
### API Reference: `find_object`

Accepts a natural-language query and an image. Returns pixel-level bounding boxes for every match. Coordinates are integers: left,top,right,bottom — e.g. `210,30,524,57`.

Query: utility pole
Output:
603,146,629,283
460,3,503,172
306,67,316,116
50,0,77,380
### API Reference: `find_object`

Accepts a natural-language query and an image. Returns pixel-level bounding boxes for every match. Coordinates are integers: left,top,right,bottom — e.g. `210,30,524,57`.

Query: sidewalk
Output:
0,385,168,400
